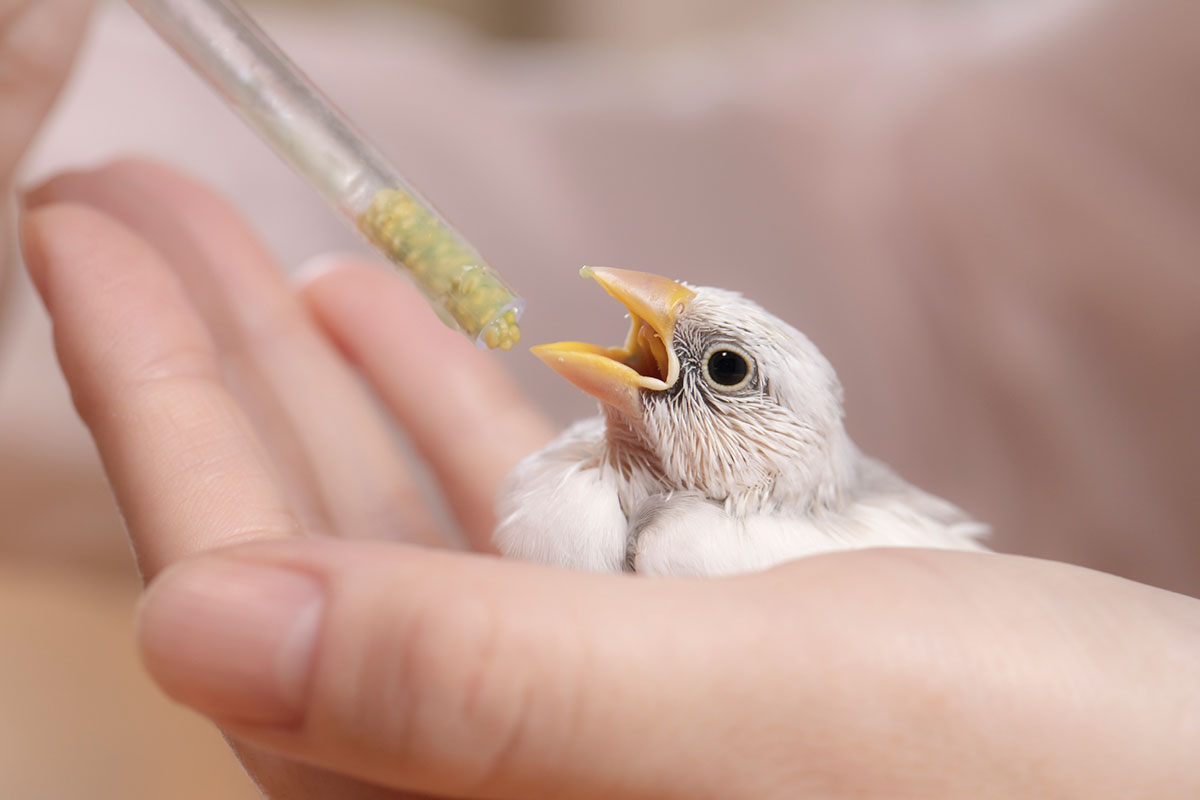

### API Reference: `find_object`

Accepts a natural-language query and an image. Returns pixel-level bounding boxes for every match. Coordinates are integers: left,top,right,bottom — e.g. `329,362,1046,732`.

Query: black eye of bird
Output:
704,347,752,390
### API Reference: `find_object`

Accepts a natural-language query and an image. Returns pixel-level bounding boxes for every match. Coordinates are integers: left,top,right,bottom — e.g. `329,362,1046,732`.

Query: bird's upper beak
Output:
531,267,696,416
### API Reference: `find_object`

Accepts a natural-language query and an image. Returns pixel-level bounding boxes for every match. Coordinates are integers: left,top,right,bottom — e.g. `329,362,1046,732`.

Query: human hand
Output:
0,0,90,185
21,156,557,799
1,0,91,298
21,160,1200,799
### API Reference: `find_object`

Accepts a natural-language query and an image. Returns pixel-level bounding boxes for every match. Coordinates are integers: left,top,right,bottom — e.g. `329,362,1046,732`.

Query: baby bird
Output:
494,268,987,576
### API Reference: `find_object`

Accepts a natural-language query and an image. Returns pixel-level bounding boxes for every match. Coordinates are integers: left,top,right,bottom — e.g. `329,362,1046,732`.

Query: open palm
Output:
23,159,553,799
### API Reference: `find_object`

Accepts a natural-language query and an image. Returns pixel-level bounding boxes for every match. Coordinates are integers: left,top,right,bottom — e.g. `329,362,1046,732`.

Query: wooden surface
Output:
0,559,261,800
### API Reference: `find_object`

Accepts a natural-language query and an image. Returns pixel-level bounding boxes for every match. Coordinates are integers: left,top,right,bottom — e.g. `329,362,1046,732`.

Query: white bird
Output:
494,267,987,576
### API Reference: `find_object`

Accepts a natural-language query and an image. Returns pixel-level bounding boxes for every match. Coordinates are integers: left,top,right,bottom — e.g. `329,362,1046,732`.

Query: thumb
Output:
135,538,790,800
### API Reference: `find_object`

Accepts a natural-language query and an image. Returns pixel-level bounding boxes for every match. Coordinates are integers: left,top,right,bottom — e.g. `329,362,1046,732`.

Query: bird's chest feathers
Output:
600,403,835,517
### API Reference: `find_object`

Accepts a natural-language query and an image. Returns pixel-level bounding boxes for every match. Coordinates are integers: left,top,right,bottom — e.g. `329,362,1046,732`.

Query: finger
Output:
135,537,794,800
233,745,453,800
0,0,92,182
27,160,444,545
23,203,458,800
302,261,555,550
20,202,300,579
138,539,1200,800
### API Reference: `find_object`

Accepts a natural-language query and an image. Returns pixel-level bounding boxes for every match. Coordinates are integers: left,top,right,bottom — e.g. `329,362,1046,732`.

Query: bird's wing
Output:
847,456,990,548
630,459,989,577
492,417,629,572
629,493,845,576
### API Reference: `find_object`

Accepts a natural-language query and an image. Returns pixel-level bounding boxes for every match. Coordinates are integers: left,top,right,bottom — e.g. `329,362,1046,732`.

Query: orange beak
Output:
531,267,696,417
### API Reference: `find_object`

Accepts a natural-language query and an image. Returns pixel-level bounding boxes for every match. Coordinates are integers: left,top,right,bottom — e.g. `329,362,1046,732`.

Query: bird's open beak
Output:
531,267,696,416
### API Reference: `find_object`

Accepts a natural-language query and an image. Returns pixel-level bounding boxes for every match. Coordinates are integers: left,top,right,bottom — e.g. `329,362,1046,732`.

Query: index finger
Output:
21,201,302,579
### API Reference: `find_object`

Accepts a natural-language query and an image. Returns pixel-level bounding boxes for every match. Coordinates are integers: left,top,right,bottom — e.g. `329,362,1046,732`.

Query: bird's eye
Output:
703,346,753,391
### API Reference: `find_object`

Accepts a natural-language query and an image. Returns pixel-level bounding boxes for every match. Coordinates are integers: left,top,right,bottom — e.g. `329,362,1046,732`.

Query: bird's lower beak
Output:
531,267,695,416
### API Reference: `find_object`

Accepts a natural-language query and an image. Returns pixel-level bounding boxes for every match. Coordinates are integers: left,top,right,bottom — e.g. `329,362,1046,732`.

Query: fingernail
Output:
138,558,325,726
18,179,53,212
291,251,358,288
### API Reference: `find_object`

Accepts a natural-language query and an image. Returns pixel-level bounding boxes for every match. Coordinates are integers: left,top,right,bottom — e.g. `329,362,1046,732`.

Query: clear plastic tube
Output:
126,0,523,349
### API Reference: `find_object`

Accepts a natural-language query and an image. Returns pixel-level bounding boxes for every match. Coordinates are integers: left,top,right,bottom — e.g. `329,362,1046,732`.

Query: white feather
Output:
493,418,628,572
494,283,989,576
631,462,986,578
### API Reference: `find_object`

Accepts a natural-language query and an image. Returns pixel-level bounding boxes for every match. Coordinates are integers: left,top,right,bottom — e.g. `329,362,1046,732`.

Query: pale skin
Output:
8,0,1200,798
0,0,91,308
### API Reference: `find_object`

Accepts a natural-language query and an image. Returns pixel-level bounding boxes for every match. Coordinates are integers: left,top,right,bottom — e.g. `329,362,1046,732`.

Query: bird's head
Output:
533,268,853,510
